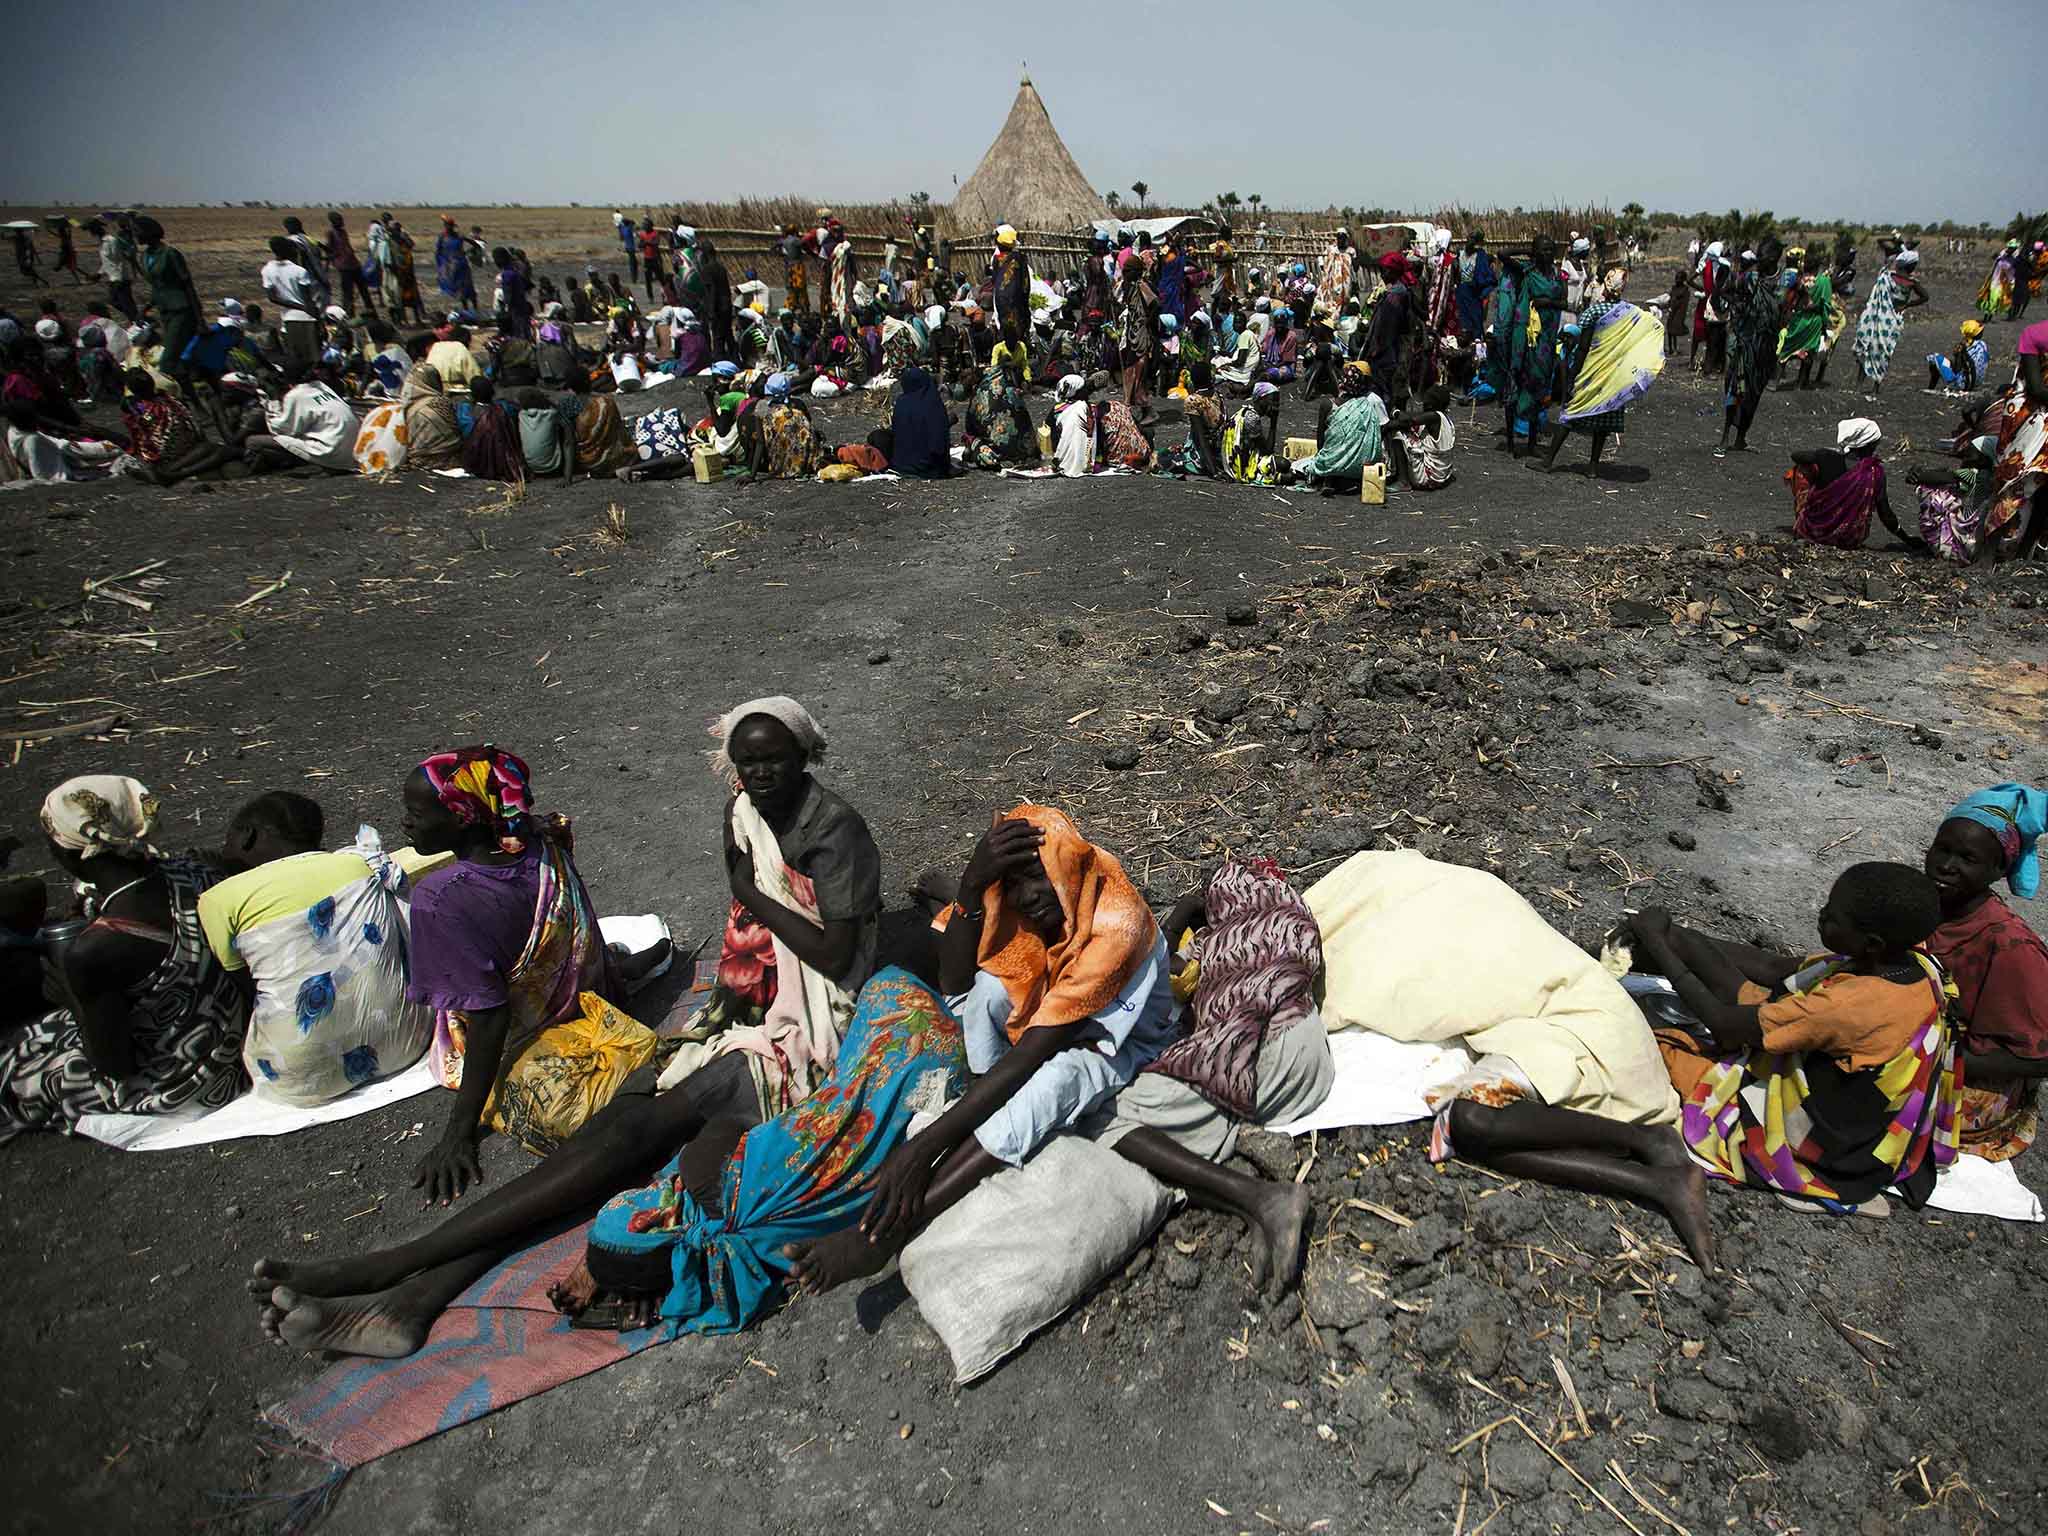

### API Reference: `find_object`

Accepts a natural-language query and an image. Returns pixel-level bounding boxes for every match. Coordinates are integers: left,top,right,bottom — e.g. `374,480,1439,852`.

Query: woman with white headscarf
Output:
1788,417,1911,548
1,776,246,1137
1053,373,1097,476
656,696,882,1110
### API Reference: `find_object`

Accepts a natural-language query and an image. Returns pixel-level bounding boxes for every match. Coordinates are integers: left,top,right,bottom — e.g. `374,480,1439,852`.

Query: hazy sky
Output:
5,0,2042,224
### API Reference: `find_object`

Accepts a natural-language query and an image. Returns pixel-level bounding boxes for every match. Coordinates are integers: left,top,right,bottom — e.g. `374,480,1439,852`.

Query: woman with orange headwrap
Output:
785,804,1177,1294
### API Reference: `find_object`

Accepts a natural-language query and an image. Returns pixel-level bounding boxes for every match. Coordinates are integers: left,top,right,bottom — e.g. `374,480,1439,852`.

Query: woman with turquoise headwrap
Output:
1924,784,2048,1161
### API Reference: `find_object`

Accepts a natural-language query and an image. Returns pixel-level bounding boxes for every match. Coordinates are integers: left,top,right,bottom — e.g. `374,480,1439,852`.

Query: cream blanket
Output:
1304,851,1678,1127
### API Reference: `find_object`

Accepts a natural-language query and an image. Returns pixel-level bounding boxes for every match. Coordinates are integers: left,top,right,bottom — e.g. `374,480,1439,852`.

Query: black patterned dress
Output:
0,857,246,1138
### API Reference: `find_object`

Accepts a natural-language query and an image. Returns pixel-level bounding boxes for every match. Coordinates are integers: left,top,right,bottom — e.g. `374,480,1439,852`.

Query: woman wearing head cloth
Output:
1776,250,1836,390
252,701,888,1359
395,745,655,1183
1851,249,1929,398
1979,240,2022,322
1909,434,2003,561
1,776,245,1137
1787,418,1912,548
1924,785,2048,1161
889,365,953,478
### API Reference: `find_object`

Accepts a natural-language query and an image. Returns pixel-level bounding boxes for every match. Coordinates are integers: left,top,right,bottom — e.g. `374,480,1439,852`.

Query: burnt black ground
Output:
2,248,2046,1536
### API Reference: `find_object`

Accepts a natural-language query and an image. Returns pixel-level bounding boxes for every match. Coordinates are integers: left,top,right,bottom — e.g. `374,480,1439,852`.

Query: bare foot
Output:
784,1228,893,1295
246,1252,411,1303
1245,1184,1314,1300
547,1260,599,1317
1658,1164,1717,1275
270,1285,434,1359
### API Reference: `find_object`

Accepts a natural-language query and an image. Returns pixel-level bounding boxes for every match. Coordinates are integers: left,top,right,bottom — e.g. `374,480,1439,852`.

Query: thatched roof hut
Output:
948,75,1109,237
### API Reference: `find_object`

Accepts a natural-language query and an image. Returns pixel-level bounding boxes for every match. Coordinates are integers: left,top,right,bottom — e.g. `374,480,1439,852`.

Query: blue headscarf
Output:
1945,783,2048,898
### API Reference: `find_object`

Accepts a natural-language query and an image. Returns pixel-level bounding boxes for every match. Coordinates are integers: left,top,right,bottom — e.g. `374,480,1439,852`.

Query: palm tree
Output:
1131,181,1150,211
1248,193,1263,215
1104,190,1121,211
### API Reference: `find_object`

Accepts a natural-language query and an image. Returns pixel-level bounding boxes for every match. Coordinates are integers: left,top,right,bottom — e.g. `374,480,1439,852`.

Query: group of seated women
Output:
6,713,2042,1363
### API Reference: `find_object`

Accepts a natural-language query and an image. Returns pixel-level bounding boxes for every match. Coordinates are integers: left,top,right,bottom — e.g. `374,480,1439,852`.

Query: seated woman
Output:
1628,861,1957,1217
1083,859,1328,1295
1051,373,1096,477
550,967,968,1335
889,366,953,478
423,326,481,392
1924,786,2048,1162
1222,383,1284,484
118,370,235,484
738,377,824,480
1910,434,2000,562
1258,308,1300,385
565,369,630,477
1788,417,1912,549
1095,394,1156,471
199,792,443,1107
654,697,884,1113
3,400,121,481
402,745,654,1177
251,700,880,1357
1300,363,1388,489
0,777,245,1137
1386,385,1458,491
1794,417,1916,548
1927,320,1991,394
782,806,1180,1294
459,377,525,482
963,352,1039,470
1304,851,1706,1268
398,363,464,471
507,386,575,482
1162,386,1226,479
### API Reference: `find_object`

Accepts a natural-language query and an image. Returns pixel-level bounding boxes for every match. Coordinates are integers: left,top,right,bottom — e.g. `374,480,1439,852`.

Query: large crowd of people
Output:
3,209,2042,562
5,705,2045,1364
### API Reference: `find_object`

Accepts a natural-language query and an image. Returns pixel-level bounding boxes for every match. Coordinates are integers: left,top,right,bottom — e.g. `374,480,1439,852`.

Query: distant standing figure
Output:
11,228,46,288
324,211,379,319
434,216,475,309
134,216,203,387
87,217,141,323
1852,250,1928,398
48,219,82,285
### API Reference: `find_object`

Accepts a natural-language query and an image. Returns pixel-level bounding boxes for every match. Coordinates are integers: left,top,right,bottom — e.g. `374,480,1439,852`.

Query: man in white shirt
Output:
261,237,323,367
87,215,142,323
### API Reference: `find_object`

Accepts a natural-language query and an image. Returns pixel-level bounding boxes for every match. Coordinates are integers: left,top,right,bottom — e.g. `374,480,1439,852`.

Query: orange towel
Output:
975,804,1158,1043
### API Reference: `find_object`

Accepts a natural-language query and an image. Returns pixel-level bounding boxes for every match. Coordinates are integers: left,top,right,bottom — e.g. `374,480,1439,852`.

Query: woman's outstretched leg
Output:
1448,1100,1716,1274
246,1086,709,1308
1109,1128,1312,1298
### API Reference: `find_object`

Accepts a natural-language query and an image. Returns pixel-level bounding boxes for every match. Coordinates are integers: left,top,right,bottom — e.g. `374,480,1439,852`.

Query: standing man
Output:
261,236,323,370
637,218,665,302
323,211,378,319
88,216,141,322
615,212,637,283
133,215,204,396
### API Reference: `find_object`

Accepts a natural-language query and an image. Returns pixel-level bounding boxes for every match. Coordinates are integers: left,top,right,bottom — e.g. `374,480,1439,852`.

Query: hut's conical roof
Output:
949,76,1109,235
